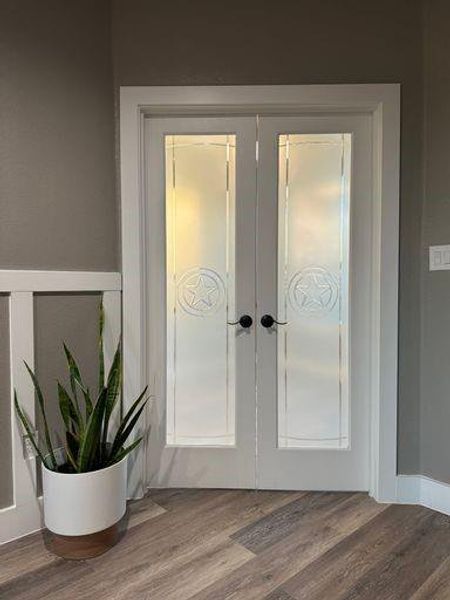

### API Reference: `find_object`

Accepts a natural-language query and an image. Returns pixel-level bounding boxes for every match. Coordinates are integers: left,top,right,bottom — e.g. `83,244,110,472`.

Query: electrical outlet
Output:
429,245,450,271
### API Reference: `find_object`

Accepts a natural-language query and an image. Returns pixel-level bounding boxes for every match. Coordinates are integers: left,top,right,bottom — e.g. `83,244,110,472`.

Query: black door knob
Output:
228,314,253,328
260,314,275,328
238,315,253,328
260,314,288,328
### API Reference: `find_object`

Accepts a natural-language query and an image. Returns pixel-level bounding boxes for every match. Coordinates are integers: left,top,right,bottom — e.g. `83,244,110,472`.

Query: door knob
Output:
260,314,287,328
228,314,253,328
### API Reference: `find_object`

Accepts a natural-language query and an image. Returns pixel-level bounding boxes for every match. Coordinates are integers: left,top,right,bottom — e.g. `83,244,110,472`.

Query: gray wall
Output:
420,0,450,483
112,0,424,473
0,0,116,271
0,1,115,502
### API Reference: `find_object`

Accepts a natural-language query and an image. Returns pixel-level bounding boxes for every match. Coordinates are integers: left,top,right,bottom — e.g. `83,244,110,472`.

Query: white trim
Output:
369,90,401,502
397,475,450,516
119,84,400,501
102,291,123,442
0,270,121,292
0,272,122,544
396,474,421,504
120,91,148,499
0,293,43,545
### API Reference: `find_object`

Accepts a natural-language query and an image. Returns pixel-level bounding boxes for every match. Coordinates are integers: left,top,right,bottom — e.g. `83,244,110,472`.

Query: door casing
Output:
119,84,400,503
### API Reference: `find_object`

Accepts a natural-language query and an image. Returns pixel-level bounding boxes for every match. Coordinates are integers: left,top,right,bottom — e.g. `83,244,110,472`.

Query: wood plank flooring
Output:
1,490,450,599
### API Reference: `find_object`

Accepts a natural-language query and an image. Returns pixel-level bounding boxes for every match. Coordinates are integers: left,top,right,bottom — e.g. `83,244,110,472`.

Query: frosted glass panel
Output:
278,134,351,449
166,135,236,446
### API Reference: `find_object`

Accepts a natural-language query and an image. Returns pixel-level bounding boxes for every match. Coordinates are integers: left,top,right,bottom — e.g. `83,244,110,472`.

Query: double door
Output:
146,112,371,490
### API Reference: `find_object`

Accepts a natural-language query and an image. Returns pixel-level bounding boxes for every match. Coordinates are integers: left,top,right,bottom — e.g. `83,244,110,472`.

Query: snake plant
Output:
15,303,148,473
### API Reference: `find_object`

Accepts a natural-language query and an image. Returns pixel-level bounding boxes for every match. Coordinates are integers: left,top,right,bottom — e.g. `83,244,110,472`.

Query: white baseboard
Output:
396,475,450,516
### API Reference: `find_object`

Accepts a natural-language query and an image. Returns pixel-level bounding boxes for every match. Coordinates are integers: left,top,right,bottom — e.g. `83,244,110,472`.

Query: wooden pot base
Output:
46,522,121,560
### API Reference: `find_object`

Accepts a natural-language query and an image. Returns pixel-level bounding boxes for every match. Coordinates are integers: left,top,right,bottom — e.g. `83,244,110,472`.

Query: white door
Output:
146,116,258,488
256,116,371,490
145,113,371,491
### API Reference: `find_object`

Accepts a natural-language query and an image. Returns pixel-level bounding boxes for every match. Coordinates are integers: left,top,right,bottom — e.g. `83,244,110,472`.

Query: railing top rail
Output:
0,270,122,293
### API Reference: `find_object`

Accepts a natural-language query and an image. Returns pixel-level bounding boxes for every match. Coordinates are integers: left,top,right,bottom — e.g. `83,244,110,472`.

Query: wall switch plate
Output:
429,245,450,271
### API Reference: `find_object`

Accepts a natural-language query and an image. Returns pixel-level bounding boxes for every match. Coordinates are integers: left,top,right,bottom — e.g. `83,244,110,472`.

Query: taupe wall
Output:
420,0,450,483
112,0,424,473
0,1,115,505
0,0,116,271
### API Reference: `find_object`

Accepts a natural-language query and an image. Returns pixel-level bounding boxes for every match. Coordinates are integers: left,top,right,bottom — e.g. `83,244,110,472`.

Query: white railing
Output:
0,270,121,544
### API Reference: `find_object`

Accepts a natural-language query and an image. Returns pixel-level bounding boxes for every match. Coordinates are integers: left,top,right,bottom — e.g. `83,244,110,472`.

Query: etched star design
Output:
184,275,219,310
295,273,333,310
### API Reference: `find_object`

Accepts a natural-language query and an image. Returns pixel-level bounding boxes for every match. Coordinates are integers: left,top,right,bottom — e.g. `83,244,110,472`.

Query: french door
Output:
145,112,371,491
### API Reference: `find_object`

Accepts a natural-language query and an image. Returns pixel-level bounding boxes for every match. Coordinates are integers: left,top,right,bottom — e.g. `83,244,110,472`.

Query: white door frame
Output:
119,84,400,503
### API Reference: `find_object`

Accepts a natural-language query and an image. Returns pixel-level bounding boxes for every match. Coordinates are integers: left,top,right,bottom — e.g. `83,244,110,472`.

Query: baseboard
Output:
396,475,450,516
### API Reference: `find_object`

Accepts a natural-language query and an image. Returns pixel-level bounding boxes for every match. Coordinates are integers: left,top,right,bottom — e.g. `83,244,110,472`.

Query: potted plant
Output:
14,303,148,559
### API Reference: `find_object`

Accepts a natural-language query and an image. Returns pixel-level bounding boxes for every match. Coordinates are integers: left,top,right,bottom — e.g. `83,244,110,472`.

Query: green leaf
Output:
65,430,80,472
121,386,148,429
109,401,147,463
63,343,83,413
74,378,92,420
65,445,78,472
58,382,82,432
109,388,148,460
84,386,93,419
24,361,57,470
77,388,108,472
101,342,121,452
58,384,70,430
107,437,143,467
98,300,105,394
14,391,49,468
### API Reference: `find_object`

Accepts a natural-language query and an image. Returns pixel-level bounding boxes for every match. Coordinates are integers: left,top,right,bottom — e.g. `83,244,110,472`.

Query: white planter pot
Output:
42,453,127,537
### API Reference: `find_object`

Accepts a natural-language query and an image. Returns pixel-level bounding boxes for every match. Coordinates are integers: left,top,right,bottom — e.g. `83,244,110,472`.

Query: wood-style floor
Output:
2,489,450,599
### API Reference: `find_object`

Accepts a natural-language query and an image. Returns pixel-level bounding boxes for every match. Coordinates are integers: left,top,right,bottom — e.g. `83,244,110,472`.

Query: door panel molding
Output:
120,84,400,502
